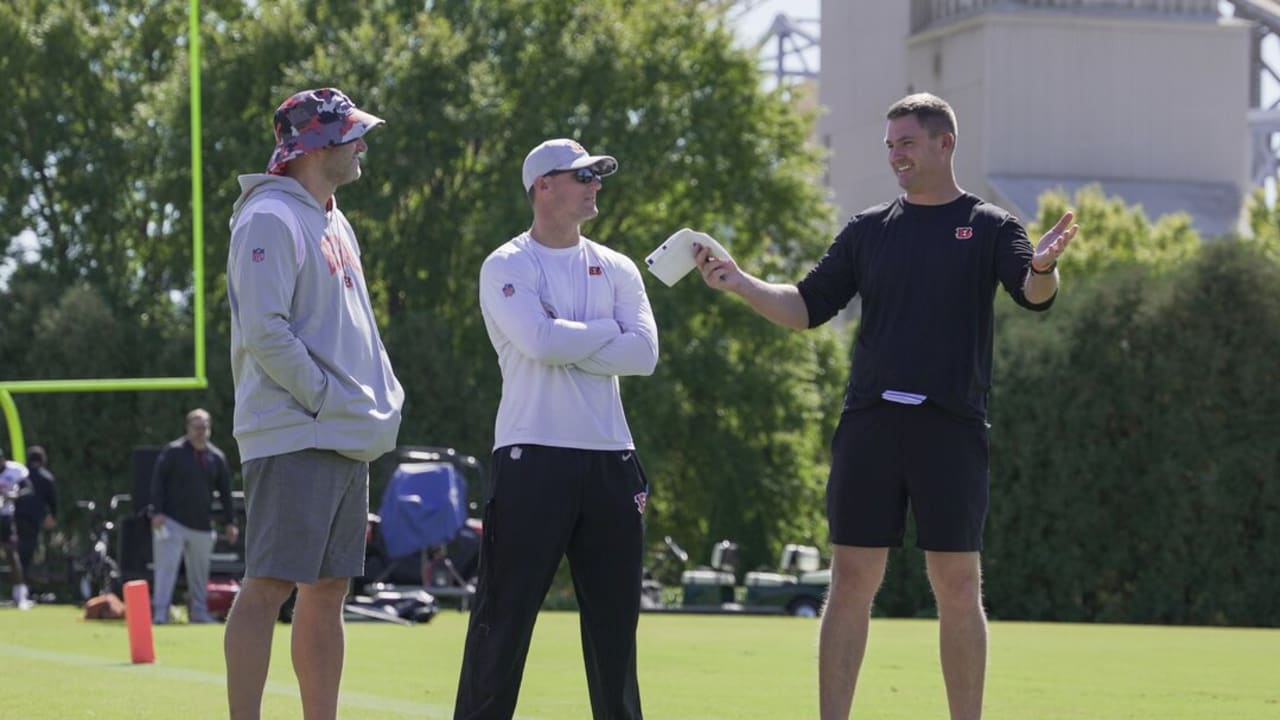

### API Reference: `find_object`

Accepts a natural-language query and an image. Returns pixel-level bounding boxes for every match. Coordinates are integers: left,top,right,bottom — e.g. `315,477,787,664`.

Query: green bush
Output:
984,241,1280,625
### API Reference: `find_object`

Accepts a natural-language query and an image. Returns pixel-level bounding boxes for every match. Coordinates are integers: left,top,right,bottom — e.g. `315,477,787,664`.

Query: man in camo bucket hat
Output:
266,87,385,175
224,86,403,719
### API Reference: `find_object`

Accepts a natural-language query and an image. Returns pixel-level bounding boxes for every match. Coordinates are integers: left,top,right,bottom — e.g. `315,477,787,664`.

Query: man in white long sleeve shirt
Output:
454,138,658,720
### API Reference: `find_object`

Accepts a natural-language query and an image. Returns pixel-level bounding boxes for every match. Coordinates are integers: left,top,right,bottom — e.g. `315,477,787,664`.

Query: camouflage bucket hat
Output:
266,88,385,175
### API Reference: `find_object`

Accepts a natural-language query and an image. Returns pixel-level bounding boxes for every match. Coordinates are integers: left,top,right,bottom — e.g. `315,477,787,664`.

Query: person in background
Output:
149,408,237,624
14,445,58,596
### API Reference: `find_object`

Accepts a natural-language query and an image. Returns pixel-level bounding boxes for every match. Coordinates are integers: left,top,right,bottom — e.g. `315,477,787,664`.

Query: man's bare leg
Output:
926,551,986,720
225,576,295,720
292,577,350,720
819,545,888,720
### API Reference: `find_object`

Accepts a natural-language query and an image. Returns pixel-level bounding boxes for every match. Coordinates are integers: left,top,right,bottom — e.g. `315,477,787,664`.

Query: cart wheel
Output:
788,597,822,617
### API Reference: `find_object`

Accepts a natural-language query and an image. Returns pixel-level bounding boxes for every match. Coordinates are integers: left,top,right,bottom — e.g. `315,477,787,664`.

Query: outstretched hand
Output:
1034,211,1079,271
694,242,743,291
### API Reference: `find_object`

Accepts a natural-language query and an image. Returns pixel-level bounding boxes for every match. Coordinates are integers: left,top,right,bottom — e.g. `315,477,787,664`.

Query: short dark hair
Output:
26,446,46,464
887,93,958,139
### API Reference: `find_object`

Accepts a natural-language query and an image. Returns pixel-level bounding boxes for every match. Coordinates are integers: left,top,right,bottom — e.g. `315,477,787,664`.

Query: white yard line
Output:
1,642,545,719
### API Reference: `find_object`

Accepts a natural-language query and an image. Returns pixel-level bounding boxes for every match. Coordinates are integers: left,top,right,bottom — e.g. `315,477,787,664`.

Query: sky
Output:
735,0,820,45
732,0,821,84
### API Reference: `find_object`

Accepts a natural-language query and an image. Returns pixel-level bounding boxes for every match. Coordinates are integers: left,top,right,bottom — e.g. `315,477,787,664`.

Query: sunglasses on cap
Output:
544,167,603,184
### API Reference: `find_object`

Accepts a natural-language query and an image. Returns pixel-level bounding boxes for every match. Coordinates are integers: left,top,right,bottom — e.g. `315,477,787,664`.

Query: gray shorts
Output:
241,449,369,584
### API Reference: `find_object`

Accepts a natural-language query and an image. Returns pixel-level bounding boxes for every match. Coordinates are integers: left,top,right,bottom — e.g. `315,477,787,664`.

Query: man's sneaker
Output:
17,599,35,611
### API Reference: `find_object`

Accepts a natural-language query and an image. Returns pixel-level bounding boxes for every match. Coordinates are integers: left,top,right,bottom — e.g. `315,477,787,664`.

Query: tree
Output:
3,0,845,578
1028,184,1202,278
1242,187,1280,265
0,0,232,510
983,240,1280,625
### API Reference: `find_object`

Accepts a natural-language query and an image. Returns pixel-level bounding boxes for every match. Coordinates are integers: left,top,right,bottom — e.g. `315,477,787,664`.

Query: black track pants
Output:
453,444,647,720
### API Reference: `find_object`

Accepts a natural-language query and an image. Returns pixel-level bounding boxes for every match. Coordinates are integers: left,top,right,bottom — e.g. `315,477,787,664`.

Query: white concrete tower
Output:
819,0,1251,237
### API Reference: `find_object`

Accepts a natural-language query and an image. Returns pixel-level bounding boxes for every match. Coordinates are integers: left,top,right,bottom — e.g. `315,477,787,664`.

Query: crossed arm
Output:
479,252,657,375
574,263,658,377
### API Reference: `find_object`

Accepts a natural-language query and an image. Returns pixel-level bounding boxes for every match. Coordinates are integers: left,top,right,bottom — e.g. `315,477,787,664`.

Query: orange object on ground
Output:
83,593,126,620
123,580,156,663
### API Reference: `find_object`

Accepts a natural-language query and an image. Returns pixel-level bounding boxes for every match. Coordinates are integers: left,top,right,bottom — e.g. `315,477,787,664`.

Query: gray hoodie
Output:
227,174,403,463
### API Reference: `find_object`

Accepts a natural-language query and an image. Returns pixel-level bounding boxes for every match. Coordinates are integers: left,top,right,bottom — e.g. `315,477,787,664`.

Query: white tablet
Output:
644,228,734,287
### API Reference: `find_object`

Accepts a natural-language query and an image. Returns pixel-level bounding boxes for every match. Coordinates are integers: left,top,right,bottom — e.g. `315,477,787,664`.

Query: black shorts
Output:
826,401,989,552
0,516,14,546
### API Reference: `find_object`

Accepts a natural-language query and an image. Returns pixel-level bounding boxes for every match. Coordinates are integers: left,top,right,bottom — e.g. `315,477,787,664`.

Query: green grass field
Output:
2,605,1277,718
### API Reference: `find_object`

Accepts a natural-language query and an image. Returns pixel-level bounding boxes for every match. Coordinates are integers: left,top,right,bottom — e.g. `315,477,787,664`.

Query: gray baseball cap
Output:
521,138,618,191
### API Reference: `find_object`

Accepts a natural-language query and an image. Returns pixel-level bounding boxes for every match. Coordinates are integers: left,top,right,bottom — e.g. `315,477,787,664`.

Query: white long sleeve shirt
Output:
479,232,659,451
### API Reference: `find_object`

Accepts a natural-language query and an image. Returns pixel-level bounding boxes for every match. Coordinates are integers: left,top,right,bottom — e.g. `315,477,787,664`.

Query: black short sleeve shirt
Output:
797,193,1054,420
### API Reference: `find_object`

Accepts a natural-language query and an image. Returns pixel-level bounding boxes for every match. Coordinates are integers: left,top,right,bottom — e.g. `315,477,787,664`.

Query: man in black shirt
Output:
696,93,1077,720
14,446,57,592
149,408,239,623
